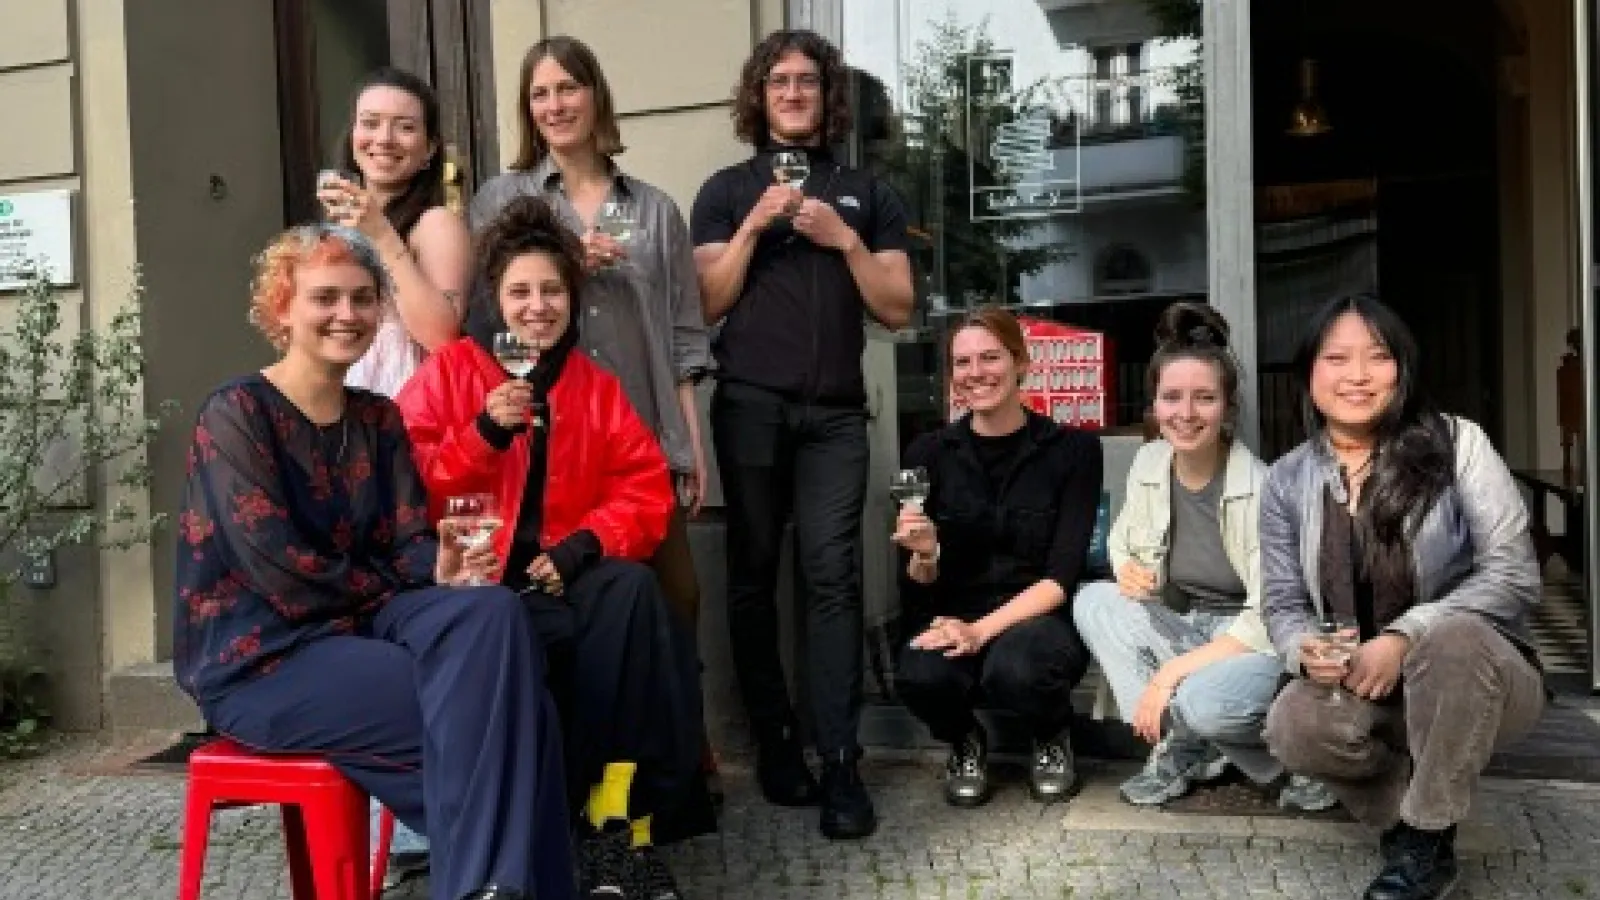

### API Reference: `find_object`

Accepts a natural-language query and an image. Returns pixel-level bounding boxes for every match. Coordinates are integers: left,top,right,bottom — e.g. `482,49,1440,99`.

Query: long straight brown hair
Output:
509,36,626,171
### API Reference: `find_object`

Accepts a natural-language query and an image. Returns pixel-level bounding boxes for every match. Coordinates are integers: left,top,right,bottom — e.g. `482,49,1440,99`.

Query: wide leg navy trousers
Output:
205,585,574,900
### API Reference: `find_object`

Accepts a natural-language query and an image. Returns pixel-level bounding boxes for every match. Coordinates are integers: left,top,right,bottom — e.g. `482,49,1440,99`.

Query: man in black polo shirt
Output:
691,29,913,841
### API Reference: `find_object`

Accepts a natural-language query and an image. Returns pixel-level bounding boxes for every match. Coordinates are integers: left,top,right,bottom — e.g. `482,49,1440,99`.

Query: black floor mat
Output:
128,731,213,773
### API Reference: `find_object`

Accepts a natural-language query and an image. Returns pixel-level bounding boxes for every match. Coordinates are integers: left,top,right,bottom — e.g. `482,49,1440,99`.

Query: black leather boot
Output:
1364,823,1459,900
818,748,877,840
755,724,821,807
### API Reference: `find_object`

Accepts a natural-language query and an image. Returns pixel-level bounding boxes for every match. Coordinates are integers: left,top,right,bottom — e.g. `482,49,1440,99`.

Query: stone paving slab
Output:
2,738,1599,899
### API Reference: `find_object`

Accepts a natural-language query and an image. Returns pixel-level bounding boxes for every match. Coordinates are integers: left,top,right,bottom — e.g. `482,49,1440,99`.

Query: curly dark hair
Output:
732,29,852,146
472,195,586,334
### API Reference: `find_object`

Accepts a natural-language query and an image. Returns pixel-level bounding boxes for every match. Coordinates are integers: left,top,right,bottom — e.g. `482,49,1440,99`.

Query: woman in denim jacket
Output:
1260,294,1544,900
1074,303,1333,811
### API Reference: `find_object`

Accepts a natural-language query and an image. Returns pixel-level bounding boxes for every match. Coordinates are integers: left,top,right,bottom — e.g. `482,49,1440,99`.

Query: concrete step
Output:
106,662,203,734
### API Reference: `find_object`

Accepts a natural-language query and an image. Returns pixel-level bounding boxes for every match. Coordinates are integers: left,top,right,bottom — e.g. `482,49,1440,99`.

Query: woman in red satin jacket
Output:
396,195,707,891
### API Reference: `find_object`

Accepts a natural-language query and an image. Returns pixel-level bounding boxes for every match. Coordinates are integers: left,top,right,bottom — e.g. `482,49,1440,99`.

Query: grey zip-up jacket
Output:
1260,416,1541,675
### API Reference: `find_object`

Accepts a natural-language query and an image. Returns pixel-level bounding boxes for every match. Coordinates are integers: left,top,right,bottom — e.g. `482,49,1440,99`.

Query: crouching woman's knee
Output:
1261,678,1348,775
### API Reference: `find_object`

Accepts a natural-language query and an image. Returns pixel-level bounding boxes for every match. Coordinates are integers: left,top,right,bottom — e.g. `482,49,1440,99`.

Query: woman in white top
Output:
318,66,469,398
316,65,469,880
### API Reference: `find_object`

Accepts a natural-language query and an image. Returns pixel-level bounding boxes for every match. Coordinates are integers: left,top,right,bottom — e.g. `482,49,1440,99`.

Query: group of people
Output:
167,23,1545,900
897,297,1545,900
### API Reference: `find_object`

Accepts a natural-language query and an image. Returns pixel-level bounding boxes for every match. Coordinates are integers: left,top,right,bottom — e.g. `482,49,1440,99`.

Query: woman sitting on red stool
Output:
173,224,572,900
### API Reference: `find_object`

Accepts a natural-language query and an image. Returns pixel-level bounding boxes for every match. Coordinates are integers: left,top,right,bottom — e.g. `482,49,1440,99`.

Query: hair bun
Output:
1155,301,1231,351
494,194,567,242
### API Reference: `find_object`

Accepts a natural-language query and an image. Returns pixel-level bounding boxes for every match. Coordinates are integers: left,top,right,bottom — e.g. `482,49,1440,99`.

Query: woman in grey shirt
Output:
469,37,711,635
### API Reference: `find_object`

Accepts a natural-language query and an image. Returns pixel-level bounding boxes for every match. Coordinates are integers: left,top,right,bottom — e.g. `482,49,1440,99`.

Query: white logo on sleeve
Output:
837,195,861,209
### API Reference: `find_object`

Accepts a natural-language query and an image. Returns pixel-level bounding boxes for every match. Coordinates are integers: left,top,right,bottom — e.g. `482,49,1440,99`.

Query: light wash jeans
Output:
1072,580,1285,783
372,798,429,857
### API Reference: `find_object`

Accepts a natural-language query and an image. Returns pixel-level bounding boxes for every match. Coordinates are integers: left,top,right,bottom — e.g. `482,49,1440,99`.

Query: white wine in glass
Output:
494,331,537,378
444,493,501,587
594,200,637,245
772,150,810,187
888,467,931,510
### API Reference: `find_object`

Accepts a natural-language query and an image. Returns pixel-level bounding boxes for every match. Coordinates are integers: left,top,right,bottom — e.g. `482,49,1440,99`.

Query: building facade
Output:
0,0,1594,732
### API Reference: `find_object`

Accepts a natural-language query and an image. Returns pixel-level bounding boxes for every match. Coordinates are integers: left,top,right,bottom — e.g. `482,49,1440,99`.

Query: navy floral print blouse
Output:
173,375,439,705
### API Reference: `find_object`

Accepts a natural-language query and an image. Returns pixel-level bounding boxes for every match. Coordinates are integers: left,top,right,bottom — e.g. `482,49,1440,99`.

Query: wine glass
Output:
772,150,810,188
593,200,638,259
444,493,501,587
1316,614,1361,705
889,467,931,511
772,150,808,218
316,168,362,220
493,331,536,378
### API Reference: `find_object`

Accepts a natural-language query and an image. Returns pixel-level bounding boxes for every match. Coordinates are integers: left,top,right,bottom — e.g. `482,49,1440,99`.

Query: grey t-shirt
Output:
1164,470,1247,614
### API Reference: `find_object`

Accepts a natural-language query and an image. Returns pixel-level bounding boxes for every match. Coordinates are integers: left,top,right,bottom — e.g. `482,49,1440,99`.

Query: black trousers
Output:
205,585,574,900
895,613,1090,744
522,558,704,829
711,380,869,754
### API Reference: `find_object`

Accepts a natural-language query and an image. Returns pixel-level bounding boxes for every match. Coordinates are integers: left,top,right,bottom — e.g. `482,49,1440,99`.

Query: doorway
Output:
272,0,498,226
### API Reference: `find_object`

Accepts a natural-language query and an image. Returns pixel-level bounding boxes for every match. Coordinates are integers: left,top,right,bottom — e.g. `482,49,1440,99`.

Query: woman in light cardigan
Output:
1073,302,1333,810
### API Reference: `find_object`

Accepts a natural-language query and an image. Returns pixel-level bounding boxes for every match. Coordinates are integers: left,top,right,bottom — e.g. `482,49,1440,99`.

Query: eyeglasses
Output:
764,73,823,93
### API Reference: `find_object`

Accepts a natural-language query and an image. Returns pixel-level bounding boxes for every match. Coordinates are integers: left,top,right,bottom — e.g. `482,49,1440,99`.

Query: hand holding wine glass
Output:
441,493,503,587
1306,614,1360,702
889,467,935,549
494,331,537,378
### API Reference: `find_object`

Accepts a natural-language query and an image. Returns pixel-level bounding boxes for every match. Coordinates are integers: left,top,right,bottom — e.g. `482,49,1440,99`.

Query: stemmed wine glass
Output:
1316,614,1361,705
889,467,932,540
493,331,536,378
593,200,638,268
444,493,501,587
316,168,363,220
772,150,809,218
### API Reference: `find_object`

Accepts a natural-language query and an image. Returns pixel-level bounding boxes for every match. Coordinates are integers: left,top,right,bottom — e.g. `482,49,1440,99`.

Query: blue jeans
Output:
372,799,429,857
1072,580,1286,782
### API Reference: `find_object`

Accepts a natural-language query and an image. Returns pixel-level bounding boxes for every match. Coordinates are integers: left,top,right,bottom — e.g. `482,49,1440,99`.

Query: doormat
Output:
127,731,213,774
1160,769,1353,821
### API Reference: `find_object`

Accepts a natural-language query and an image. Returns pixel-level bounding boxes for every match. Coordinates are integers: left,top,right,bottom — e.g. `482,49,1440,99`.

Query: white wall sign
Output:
0,189,76,291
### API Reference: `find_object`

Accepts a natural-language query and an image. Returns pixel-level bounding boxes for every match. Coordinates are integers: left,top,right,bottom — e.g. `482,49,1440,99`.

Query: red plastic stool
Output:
178,738,393,900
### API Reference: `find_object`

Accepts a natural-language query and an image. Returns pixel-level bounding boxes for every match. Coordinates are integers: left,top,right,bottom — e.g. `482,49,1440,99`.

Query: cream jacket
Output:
1106,438,1275,656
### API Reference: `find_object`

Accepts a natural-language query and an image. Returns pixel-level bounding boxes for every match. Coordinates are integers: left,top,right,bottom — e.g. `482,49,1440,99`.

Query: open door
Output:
273,0,498,226
1579,0,1599,693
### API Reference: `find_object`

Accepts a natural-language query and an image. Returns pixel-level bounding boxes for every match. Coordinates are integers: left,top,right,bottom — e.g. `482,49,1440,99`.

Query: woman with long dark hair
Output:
175,224,571,900
1261,294,1544,900
891,306,1102,808
319,66,469,396
1074,302,1334,811
396,196,702,900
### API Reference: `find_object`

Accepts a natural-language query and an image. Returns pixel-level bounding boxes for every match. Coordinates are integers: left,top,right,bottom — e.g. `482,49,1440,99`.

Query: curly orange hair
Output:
247,224,390,351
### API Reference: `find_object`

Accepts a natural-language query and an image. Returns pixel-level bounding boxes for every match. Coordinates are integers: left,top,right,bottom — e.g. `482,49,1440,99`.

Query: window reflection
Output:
847,0,1208,454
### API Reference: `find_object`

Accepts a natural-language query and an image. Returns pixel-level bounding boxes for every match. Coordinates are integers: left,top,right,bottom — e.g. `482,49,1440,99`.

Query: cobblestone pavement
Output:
2,739,1599,899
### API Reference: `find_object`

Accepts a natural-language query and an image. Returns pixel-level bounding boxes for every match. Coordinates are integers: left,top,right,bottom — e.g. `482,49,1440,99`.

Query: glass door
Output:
838,0,1216,711
1580,0,1599,692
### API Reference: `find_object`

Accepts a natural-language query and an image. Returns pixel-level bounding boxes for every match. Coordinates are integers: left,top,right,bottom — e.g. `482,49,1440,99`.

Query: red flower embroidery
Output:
180,509,213,546
217,626,263,664
284,545,325,576
182,572,244,623
309,462,333,502
229,386,258,415
372,516,394,547
272,409,297,444
232,488,284,530
193,425,218,464
266,593,311,621
396,503,426,526
347,568,380,596
343,453,374,496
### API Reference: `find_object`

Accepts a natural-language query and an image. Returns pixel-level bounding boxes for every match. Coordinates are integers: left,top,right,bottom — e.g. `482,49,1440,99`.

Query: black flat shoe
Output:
756,726,821,807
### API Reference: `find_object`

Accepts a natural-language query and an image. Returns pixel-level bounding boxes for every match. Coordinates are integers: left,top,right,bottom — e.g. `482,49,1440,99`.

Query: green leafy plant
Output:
0,265,176,750
0,665,48,758
1143,0,1206,204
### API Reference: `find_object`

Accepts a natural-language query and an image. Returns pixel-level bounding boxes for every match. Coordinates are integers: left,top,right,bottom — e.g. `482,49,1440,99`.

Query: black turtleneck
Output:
471,322,601,589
